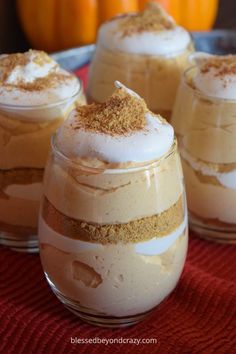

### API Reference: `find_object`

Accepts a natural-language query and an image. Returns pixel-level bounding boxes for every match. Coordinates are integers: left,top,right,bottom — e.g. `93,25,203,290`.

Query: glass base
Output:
0,231,39,253
46,274,151,328
189,213,236,244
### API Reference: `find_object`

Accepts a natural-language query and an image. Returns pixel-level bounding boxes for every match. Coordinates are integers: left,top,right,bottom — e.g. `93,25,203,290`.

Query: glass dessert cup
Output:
171,66,236,243
39,137,188,328
88,43,194,121
0,85,84,253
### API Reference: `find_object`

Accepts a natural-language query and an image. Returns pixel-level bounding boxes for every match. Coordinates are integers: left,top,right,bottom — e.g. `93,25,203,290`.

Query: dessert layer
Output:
190,210,236,229
171,79,236,164
98,3,190,56
39,215,187,255
44,146,183,224
182,158,236,224
0,167,43,228
0,167,43,191
181,148,236,189
0,188,40,228
0,107,76,169
39,226,187,316
42,195,184,244
0,219,37,236
88,44,193,112
192,54,236,99
0,50,80,108
57,82,174,164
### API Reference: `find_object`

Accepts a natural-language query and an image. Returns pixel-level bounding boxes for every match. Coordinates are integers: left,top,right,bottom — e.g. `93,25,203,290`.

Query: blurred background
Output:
0,0,235,54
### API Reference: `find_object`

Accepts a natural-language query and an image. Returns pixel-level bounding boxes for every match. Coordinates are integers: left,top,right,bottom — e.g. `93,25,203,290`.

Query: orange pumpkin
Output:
17,0,138,52
139,0,219,31
17,0,218,52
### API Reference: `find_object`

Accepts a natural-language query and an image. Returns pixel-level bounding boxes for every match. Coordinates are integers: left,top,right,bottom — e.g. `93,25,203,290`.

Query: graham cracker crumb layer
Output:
0,219,37,236
183,157,235,189
0,49,74,91
42,196,184,244
183,152,236,173
73,86,147,136
190,210,236,228
118,2,175,37
200,55,236,77
0,167,44,194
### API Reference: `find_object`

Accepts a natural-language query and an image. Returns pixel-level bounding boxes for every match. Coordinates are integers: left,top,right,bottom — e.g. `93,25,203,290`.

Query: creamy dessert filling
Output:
48,83,182,224
40,230,187,317
0,50,83,243
40,82,187,319
172,54,236,232
88,3,193,116
181,148,236,189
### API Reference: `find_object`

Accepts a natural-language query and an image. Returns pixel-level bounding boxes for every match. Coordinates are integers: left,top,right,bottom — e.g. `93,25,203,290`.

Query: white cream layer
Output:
0,51,80,110
39,216,186,256
4,183,43,201
135,216,187,255
181,148,236,190
192,54,236,100
57,113,174,164
98,18,190,56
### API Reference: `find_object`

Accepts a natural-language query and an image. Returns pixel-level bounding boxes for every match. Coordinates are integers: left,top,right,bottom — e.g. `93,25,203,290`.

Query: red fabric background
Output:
1,235,236,354
0,67,236,354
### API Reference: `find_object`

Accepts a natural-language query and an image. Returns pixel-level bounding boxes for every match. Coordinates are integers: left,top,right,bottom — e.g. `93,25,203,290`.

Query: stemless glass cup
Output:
0,82,84,253
88,41,194,120
39,136,188,328
171,66,236,243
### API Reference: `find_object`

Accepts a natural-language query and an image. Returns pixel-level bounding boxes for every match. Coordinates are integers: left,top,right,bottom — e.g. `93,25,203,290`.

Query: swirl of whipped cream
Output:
56,82,174,165
192,53,236,100
98,21,190,56
0,50,80,107
97,4,190,56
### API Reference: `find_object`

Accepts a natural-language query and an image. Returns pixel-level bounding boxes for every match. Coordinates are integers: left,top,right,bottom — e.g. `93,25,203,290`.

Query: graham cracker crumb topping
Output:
201,55,236,77
0,49,73,91
118,2,175,37
74,86,147,136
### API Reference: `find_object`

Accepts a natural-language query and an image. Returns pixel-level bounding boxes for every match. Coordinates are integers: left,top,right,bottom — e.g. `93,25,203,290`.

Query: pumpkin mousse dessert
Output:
88,2,193,119
39,81,188,327
0,49,85,252
171,54,236,242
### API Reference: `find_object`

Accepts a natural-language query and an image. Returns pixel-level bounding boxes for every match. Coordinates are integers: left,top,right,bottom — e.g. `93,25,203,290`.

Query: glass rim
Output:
0,76,83,110
182,65,236,103
51,133,178,174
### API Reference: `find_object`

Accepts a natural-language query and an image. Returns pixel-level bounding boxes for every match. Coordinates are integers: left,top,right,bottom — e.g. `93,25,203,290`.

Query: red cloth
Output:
75,65,89,91
1,67,236,353
1,235,236,353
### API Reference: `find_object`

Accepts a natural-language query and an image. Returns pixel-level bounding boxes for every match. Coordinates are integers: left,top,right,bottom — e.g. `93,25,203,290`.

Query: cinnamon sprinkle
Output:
73,87,148,136
0,49,75,91
201,55,236,77
118,2,175,37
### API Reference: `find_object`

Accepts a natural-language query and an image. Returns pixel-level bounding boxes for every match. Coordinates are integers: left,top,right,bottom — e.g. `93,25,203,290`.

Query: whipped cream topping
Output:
98,5,190,56
0,50,80,106
56,82,174,165
181,148,236,190
192,54,236,100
